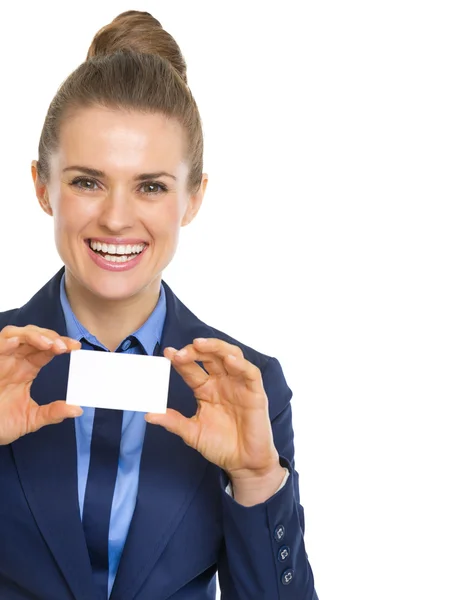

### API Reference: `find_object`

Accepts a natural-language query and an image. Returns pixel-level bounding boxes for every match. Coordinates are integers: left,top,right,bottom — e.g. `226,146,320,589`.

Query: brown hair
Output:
37,10,203,193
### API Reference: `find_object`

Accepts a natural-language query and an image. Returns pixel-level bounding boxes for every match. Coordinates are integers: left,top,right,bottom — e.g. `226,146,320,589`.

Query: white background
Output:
1,1,448,598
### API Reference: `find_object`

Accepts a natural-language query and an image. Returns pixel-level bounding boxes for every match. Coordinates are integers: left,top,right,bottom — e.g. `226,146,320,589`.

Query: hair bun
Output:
86,10,188,85
111,10,163,28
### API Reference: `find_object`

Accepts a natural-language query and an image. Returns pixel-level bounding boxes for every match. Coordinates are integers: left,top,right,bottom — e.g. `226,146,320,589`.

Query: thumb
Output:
145,408,199,448
31,401,83,432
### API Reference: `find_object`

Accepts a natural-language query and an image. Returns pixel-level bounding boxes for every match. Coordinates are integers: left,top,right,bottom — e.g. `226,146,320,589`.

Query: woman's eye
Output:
140,182,167,195
70,177,99,190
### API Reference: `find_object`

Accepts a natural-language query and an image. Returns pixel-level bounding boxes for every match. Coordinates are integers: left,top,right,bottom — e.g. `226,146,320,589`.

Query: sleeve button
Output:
278,545,290,562
281,568,294,585
274,524,285,542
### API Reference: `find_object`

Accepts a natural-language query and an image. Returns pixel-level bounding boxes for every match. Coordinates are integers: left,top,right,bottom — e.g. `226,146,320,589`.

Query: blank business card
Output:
66,349,171,413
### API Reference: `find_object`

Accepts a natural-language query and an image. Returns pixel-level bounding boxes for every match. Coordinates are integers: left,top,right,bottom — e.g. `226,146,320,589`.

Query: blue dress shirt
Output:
59,273,167,597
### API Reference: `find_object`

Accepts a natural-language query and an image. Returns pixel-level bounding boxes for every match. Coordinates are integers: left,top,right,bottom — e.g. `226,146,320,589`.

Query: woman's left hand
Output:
145,338,282,488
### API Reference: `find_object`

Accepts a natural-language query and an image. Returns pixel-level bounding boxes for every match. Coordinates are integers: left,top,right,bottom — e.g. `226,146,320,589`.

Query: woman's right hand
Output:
0,324,83,445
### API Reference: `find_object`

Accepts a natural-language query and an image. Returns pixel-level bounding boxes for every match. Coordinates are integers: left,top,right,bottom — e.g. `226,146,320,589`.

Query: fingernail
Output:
55,339,68,351
6,336,19,345
194,338,207,344
176,348,187,357
70,407,83,417
40,335,54,345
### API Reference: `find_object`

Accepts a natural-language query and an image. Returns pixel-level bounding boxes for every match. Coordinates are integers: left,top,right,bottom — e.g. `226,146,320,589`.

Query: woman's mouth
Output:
85,239,149,271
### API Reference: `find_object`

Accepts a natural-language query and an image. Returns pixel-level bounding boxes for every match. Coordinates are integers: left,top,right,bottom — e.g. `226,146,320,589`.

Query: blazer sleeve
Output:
217,356,319,600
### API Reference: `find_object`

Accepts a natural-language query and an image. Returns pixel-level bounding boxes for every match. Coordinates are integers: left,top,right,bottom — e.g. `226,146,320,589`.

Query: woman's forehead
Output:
55,106,188,176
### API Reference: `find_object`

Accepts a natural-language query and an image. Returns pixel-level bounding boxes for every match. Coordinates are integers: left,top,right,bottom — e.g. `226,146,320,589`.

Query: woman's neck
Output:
63,271,162,352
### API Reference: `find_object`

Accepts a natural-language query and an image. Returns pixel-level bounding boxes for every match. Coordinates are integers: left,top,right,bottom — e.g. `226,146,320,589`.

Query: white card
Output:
66,349,171,413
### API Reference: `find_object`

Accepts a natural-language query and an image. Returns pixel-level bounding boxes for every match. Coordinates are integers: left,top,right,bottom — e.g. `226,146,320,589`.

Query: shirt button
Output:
281,568,294,585
278,545,290,562
274,524,285,542
121,339,132,351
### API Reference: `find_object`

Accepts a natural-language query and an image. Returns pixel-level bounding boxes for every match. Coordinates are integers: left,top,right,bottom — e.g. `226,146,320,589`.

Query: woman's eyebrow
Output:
62,165,177,181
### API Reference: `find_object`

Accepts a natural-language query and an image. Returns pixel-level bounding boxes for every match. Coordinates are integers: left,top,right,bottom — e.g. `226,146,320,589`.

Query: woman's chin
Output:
88,279,147,302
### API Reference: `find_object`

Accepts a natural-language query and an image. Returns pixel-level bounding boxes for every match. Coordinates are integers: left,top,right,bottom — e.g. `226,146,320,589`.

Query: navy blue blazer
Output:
0,267,318,600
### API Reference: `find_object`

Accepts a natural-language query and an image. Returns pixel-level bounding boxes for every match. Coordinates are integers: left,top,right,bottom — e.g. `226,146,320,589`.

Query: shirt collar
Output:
59,271,167,355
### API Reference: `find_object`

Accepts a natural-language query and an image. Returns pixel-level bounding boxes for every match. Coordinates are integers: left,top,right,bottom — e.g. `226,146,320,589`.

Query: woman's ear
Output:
31,160,53,216
181,173,208,227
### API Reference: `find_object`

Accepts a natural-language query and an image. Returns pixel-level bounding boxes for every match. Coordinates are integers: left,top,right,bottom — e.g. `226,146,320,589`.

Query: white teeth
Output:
103,254,135,263
89,240,146,255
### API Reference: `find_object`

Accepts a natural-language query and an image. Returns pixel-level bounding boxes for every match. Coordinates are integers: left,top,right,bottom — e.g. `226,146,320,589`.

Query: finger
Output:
0,335,20,355
168,344,227,378
145,408,199,449
169,338,246,378
164,347,210,389
1,324,80,348
192,338,252,380
30,328,82,352
192,338,245,362
26,325,82,351
192,338,245,363
1,329,60,359
221,352,263,393
2,324,78,345
29,401,84,433
1,326,80,356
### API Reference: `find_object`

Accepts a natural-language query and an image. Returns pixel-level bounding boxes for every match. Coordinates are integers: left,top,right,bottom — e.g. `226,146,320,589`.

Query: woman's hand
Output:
145,338,285,503
0,325,83,445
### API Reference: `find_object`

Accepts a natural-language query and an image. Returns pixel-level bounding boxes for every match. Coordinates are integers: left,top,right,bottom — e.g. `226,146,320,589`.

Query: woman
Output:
0,10,318,600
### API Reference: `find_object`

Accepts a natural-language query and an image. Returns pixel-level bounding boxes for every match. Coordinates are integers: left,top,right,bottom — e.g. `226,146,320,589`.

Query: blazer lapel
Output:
9,268,99,600
110,281,211,600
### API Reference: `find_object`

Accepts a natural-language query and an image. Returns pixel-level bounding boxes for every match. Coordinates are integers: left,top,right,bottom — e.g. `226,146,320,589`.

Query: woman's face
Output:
31,106,207,303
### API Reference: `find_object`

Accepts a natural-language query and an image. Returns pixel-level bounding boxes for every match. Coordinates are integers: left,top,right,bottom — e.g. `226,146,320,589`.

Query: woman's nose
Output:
97,190,136,232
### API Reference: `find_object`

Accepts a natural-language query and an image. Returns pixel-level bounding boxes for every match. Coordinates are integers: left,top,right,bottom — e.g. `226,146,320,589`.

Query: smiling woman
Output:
32,105,201,322
0,9,318,600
